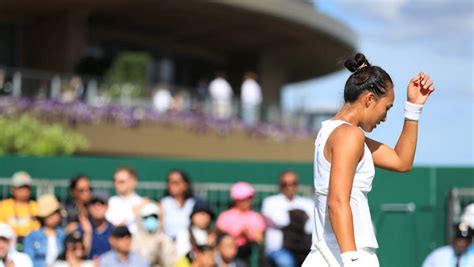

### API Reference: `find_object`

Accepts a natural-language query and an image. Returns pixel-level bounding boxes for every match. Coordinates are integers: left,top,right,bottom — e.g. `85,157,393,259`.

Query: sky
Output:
283,0,473,166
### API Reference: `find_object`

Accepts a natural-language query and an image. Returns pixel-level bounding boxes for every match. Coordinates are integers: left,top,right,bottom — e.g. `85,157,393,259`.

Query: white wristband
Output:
341,251,361,266
404,101,423,121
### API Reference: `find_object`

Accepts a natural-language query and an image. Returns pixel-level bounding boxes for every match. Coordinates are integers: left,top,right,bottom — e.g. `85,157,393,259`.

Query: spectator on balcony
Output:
209,72,233,120
176,201,216,258
216,182,266,264
261,170,313,267
61,76,84,103
53,232,93,267
63,174,92,233
76,191,113,259
132,202,177,267
195,79,209,104
0,223,33,267
240,72,262,126
214,233,248,267
24,194,66,267
106,166,144,233
152,84,173,114
422,223,474,267
0,171,40,249
161,170,197,240
98,226,149,267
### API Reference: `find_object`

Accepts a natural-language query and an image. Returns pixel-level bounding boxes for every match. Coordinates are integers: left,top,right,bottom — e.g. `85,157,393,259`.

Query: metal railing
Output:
0,178,314,214
0,67,335,131
447,187,474,242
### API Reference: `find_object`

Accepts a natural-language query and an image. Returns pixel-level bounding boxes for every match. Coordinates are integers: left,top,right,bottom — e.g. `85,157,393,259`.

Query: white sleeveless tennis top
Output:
312,119,378,251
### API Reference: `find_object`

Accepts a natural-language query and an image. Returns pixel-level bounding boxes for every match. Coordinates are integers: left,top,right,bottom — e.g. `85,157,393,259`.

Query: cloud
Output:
335,0,409,22
333,0,474,58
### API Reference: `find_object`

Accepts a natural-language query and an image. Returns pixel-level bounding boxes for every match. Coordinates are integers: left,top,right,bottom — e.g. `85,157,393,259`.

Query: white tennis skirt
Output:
301,240,380,267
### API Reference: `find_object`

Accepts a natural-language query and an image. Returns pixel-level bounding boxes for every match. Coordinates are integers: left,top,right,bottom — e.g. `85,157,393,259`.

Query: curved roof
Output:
0,0,356,87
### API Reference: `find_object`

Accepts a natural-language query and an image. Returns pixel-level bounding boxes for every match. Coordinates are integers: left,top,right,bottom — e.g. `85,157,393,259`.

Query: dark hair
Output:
454,223,473,240
194,244,214,253
37,210,61,227
163,169,194,200
215,232,234,246
343,53,393,103
69,174,89,191
110,226,132,238
58,232,86,261
114,166,138,180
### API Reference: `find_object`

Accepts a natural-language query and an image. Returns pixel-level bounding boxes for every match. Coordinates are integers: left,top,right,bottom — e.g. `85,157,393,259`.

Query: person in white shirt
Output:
0,223,33,267
240,72,262,126
209,72,233,120
160,170,197,240
262,171,313,267
152,84,173,114
302,53,435,267
422,223,474,267
105,167,144,233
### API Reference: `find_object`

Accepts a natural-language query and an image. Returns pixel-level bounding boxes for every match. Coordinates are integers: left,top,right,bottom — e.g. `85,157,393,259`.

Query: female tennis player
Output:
302,53,435,267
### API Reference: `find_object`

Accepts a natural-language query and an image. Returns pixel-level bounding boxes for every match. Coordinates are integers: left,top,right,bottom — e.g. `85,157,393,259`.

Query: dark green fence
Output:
0,155,472,267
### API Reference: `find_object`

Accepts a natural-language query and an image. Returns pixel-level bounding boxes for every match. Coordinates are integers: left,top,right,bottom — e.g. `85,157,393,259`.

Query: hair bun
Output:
344,53,370,73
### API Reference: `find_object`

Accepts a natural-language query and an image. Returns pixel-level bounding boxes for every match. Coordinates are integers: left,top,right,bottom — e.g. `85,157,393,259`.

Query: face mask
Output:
142,216,159,233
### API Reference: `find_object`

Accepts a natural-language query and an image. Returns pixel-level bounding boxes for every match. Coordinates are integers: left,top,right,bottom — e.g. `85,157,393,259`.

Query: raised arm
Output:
327,125,365,253
367,72,435,172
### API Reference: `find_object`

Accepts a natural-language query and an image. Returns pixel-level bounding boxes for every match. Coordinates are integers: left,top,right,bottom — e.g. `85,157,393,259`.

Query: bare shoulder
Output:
330,124,365,145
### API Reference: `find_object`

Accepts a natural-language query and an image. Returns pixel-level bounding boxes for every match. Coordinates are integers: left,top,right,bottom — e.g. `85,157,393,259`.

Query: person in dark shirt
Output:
63,174,92,233
76,192,113,259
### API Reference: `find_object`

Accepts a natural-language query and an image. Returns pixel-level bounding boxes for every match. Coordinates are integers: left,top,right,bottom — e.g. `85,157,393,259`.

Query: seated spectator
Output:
76,192,113,259
422,223,474,267
0,223,33,267
105,167,144,233
99,226,149,267
216,182,266,264
261,170,313,267
161,170,197,240
175,245,215,267
132,203,177,267
24,194,66,267
53,232,93,267
0,171,40,249
63,174,92,233
214,233,248,267
176,201,216,258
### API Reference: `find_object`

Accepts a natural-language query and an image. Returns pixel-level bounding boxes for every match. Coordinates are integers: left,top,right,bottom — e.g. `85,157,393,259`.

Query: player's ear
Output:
363,92,377,108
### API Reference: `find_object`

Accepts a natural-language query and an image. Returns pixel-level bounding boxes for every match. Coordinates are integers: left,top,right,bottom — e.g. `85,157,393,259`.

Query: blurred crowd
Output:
153,71,263,125
1,169,473,267
0,169,314,267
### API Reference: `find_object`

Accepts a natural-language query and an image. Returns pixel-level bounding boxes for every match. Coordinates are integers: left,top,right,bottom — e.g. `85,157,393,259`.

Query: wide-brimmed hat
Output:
37,194,61,218
230,182,255,200
11,171,32,187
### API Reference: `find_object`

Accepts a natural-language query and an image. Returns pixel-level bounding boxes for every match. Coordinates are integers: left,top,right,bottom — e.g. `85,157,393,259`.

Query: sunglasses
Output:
77,187,91,193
